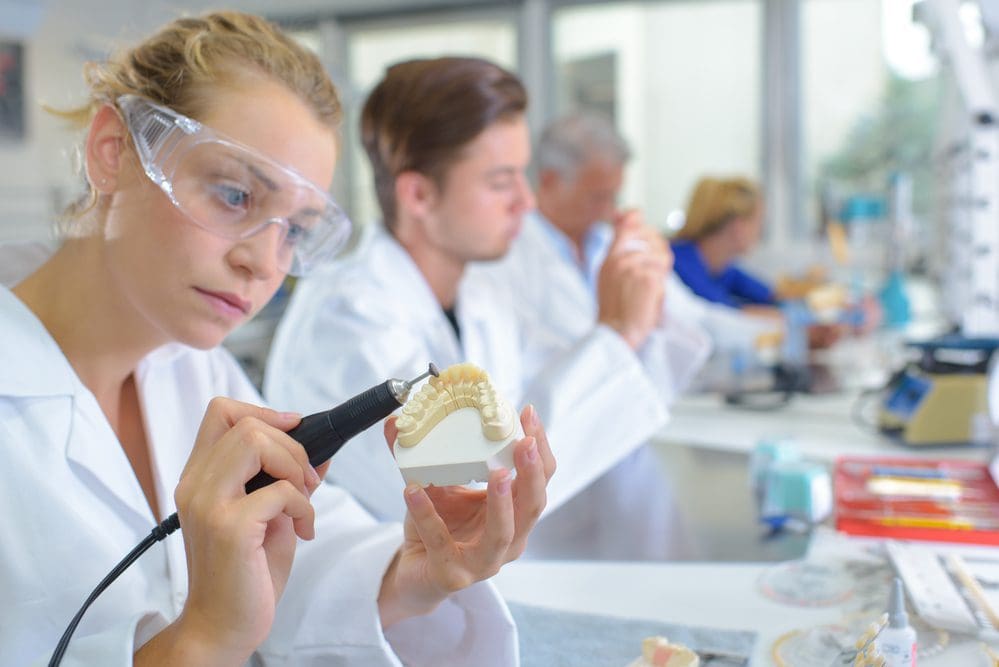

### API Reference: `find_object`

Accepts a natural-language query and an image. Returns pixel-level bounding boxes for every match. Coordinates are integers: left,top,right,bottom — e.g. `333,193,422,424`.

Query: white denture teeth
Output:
393,362,522,487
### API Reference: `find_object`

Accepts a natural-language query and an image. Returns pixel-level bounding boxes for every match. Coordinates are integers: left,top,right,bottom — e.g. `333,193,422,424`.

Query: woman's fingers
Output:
464,469,515,577
508,437,547,558
227,418,311,497
183,398,313,499
405,483,455,542
520,405,555,480
193,397,301,457
256,418,320,493
238,479,316,541
384,416,399,457
314,460,332,481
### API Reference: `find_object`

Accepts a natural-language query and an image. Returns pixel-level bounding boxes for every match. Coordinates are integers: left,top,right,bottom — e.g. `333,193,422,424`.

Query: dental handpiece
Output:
245,363,440,493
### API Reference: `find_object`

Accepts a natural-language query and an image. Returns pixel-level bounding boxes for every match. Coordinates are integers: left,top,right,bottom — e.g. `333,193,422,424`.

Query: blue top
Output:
671,239,775,308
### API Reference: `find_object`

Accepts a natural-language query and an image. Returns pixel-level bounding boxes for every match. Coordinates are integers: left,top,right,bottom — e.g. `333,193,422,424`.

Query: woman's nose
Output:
227,220,286,280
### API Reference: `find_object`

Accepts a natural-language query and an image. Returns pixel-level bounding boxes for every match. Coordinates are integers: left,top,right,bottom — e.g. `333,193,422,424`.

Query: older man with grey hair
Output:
465,113,715,560
534,113,632,250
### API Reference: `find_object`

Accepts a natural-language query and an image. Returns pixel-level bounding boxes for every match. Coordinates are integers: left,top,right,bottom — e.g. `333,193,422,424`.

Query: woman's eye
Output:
285,223,306,245
214,184,251,210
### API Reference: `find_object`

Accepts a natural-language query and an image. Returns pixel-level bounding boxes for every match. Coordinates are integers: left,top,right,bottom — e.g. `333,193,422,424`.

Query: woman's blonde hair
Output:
54,11,341,226
676,176,761,241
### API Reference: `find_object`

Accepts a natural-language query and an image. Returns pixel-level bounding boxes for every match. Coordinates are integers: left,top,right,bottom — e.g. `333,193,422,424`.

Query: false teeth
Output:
627,637,699,667
396,363,516,446
393,362,521,486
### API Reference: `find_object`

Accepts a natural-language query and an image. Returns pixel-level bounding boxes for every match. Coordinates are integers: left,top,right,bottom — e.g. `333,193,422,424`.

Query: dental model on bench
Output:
628,637,699,667
393,363,522,486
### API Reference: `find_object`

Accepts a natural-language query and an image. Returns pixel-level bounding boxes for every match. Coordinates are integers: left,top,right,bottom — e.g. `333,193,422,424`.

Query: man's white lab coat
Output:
266,223,702,558
0,258,515,666
463,212,716,558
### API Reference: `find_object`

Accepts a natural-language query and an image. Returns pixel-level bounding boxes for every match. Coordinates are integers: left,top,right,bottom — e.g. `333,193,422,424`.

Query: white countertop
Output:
657,390,994,463
496,557,993,666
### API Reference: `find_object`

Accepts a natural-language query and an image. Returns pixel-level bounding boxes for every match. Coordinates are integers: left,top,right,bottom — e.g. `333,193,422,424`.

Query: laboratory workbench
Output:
656,389,994,463
496,554,994,666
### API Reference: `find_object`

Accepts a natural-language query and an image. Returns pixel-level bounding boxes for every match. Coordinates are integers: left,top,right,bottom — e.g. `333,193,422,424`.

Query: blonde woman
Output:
673,176,846,348
0,12,551,666
671,176,776,310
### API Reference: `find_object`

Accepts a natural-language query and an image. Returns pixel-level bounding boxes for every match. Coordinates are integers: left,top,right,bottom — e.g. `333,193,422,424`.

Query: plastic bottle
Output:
877,577,917,666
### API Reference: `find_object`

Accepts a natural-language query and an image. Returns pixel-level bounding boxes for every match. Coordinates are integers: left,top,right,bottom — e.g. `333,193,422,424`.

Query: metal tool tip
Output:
428,362,440,377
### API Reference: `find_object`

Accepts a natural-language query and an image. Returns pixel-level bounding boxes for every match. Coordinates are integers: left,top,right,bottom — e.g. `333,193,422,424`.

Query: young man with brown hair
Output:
267,57,689,558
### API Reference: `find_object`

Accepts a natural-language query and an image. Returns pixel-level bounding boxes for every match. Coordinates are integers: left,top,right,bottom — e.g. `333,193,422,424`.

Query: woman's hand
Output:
139,398,319,666
378,405,556,627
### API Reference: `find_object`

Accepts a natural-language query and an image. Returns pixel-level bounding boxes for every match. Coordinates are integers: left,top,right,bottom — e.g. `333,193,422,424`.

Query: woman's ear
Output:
84,104,128,194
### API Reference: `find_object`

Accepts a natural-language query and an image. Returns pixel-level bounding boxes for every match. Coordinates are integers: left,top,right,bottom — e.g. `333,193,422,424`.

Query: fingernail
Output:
526,439,538,462
497,471,512,495
280,411,302,421
528,404,539,427
405,483,426,506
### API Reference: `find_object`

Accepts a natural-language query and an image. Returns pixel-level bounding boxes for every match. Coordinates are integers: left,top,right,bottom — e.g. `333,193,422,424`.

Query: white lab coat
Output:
0,250,516,667
462,212,715,559
664,271,782,353
265,223,691,559
468,212,715,403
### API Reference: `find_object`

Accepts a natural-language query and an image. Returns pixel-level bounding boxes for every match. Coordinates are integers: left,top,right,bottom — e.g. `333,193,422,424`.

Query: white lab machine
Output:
918,0,999,337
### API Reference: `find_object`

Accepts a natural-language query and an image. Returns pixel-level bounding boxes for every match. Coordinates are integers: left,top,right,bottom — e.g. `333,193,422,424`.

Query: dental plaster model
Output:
393,362,522,486
626,637,700,667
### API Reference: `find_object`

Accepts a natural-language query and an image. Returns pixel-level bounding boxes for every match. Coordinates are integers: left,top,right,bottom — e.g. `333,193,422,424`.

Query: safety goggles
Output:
117,94,351,277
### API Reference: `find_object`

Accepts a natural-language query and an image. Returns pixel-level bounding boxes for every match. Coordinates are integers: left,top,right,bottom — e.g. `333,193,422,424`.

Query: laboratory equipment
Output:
886,541,999,636
759,460,834,529
877,578,918,667
880,173,913,328
772,611,947,667
750,438,801,504
877,337,997,446
834,456,999,545
50,363,439,667
758,559,856,608
917,0,999,338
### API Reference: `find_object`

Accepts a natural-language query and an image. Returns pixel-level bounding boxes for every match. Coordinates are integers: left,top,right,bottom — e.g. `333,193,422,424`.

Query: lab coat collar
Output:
360,225,451,326
369,225,465,359
0,286,78,398
0,285,182,527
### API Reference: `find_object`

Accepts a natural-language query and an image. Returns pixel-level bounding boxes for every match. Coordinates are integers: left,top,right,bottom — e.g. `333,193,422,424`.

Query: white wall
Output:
553,1,761,228
0,0,223,241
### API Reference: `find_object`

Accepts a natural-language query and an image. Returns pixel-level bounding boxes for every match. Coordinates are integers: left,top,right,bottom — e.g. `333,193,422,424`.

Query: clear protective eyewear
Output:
117,94,351,277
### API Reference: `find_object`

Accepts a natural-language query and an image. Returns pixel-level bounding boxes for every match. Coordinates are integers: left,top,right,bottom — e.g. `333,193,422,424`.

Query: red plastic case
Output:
834,456,999,545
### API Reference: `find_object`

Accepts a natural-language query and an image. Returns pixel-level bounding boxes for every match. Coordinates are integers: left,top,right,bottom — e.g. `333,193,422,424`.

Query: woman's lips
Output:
194,287,251,318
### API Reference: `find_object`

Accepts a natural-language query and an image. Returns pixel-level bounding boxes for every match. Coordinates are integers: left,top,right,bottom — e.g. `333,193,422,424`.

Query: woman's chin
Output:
174,323,234,351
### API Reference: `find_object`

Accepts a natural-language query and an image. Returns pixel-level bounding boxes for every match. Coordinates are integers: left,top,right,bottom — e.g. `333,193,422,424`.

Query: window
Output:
802,0,941,248
552,1,763,230
344,13,517,227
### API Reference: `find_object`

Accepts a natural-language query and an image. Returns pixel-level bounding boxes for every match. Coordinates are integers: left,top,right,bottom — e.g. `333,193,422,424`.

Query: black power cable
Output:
48,514,180,666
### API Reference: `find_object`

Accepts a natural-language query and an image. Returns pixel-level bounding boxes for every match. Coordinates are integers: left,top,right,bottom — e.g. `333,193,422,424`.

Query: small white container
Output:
877,577,917,667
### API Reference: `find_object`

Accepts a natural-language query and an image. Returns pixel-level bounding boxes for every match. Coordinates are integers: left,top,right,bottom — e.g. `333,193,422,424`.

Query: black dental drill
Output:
246,362,439,492
49,363,440,667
